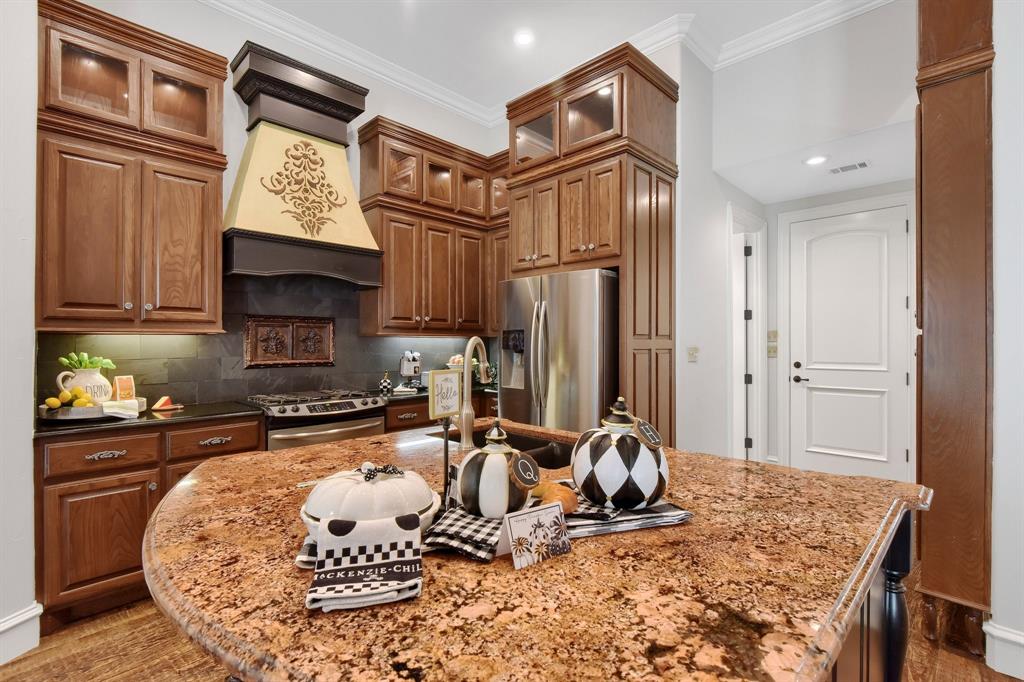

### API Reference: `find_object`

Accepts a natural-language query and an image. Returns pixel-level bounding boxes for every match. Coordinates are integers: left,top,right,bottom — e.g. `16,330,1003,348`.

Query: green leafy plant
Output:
57,352,116,370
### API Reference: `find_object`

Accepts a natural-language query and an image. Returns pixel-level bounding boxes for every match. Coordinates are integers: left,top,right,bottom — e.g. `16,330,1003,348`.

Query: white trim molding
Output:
0,602,42,665
717,0,897,69
628,13,718,71
983,621,1024,679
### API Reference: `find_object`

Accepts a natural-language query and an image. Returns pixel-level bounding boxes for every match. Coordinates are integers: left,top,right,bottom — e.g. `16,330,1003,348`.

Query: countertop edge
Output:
34,402,264,438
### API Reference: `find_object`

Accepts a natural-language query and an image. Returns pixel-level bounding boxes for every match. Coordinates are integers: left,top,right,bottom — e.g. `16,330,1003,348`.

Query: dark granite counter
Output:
34,401,262,437
143,419,930,681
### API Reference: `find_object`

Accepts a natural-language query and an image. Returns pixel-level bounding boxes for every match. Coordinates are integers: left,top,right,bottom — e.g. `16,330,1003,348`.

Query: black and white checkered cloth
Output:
423,506,503,561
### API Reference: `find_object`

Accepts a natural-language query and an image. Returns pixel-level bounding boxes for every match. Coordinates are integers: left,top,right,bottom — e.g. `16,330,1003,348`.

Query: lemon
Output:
71,386,86,399
72,398,92,408
58,390,72,404
45,397,62,409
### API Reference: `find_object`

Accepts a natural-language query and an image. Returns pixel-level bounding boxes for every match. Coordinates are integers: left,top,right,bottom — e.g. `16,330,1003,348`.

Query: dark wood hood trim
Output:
39,0,227,79
223,229,383,287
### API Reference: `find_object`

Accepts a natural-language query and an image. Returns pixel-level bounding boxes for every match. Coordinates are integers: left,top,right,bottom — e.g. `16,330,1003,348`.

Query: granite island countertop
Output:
143,419,930,681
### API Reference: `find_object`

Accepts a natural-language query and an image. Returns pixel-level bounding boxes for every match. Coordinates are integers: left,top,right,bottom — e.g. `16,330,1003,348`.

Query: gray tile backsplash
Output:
36,275,472,405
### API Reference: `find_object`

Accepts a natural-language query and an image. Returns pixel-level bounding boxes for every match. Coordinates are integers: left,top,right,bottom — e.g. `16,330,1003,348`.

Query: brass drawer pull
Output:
397,412,419,421
84,449,127,461
199,436,233,447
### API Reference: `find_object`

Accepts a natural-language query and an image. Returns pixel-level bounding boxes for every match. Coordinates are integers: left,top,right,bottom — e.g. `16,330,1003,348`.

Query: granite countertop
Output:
143,419,930,681
34,401,262,437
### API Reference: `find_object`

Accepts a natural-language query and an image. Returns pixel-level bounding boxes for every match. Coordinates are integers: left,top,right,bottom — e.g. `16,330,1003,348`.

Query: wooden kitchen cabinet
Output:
422,221,455,329
510,180,559,271
381,138,423,201
423,153,457,211
37,0,227,333
559,168,590,264
458,165,487,217
561,74,622,155
380,212,422,331
42,469,160,608
510,101,559,173
489,175,508,217
486,228,510,336
456,228,485,332
588,158,621,259
35,413,265,628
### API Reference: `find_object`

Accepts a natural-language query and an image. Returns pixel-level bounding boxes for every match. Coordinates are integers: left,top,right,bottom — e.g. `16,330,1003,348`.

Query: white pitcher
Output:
56,368,113,403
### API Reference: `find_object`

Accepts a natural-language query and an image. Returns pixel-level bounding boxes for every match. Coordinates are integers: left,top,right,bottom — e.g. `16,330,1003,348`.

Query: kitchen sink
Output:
424,428,573,469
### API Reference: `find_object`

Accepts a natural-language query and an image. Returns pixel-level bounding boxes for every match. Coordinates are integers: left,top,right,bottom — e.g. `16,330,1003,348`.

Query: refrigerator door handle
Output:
539,300,549,407
529,300,540,407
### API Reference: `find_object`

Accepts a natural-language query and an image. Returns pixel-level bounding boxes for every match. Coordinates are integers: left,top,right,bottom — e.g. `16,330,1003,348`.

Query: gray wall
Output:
36,275,470,405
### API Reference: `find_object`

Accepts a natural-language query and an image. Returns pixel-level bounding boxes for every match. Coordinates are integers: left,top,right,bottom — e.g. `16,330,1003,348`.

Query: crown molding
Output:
716,0,897,69
197,0,498,127
627,13,718,72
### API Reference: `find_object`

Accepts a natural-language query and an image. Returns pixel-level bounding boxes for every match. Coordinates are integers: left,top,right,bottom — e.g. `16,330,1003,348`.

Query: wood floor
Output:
1,568,1017,681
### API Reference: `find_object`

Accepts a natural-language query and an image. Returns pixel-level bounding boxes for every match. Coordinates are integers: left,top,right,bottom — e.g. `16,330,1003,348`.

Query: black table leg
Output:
883,511,912,682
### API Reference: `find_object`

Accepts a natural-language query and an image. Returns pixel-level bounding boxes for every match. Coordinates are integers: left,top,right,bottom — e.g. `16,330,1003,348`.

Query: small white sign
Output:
498,502,571,570
428,369,461,420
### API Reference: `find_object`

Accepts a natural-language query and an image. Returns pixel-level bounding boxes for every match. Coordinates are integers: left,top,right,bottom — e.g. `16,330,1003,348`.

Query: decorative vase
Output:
571,397,668,510
458,420,539,519
379,370,393,396
56,368,113,404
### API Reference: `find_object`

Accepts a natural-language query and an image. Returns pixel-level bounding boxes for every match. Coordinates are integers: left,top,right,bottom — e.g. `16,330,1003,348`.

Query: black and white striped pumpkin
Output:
457,421,535,519
571,397,669,510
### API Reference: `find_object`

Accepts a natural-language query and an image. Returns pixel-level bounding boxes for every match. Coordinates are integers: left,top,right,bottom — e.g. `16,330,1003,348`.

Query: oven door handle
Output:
269,421,384,441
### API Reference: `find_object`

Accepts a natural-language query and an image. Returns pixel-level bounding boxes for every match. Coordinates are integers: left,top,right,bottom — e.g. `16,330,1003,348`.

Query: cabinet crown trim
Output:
359,116,495,168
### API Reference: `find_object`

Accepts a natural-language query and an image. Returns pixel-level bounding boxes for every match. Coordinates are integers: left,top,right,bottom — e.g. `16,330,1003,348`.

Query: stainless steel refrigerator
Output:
497,269,618,432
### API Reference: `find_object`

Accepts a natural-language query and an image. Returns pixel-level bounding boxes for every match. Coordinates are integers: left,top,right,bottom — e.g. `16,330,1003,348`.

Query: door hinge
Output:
906,449,909,462
744,245,752,257
744,373,753,385
744,309,752,320
906,372,910,385
906,219,910,233
744,437,753,449
906,295,910,310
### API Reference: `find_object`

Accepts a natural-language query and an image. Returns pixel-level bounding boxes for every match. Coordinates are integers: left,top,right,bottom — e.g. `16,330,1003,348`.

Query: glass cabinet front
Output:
563,75,621,152
48,29,139,126
143,61,217,147
512,104,558,169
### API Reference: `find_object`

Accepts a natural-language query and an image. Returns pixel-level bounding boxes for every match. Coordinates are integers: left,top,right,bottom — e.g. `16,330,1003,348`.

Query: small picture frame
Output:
501,502,571,570
114,375,136,401
428,369,462,420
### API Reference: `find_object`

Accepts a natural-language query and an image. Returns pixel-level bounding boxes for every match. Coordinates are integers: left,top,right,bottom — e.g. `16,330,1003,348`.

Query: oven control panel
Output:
270,397,385,416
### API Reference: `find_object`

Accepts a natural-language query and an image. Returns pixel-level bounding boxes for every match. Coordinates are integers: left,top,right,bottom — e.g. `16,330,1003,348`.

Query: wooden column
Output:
916,0,993,646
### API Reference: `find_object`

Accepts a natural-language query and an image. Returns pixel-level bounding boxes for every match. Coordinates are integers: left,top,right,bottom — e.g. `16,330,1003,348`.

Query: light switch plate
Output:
767,330,778,342
686,346,699,363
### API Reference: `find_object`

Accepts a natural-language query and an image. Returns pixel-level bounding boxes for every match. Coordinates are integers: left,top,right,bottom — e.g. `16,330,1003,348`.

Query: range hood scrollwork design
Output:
223,42,381,287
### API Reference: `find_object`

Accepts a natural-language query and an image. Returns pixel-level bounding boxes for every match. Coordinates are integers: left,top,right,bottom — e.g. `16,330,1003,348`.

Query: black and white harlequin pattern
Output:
378,376,393,395
571,428,669,510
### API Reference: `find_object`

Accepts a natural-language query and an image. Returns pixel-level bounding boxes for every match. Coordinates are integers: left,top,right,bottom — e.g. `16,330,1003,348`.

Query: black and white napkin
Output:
423,506,503,562
304,514,423,611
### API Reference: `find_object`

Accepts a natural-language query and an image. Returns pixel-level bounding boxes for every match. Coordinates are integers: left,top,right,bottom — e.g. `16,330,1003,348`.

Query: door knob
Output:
123,302,134,310
579,245,586,252
588,243,595,251
424,316,430,322
148,481,158,491
793,375,809,383
144,303,153,311
793,361,802,368
414,315,421,322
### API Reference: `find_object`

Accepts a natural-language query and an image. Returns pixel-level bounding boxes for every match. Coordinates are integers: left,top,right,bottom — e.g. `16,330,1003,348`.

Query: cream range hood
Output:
222,42,382,287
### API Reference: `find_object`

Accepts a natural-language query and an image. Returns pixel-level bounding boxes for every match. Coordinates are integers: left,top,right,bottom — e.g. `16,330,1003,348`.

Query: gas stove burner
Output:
247,388,386,418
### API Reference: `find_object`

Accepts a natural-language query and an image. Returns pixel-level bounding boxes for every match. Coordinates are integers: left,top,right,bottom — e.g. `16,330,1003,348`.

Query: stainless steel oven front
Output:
267,415,385,451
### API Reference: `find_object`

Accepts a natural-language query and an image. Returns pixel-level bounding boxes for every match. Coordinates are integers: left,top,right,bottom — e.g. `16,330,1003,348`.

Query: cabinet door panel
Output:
456,228,485,332
489,176,508,217
423,154,457,211
142,58,221,150
45,27,140,129
166,460,202,490
533,179,559,269
382,139,422,201
487,229,510,335
422,222,454,329
510,102,559,173
141,160,219,323
561,74,623,155
589,159,622,259
39,135,139,323
458,166,486,217
43,470,160,607
510,187,535,272
382,213,421,330
559,169,589,264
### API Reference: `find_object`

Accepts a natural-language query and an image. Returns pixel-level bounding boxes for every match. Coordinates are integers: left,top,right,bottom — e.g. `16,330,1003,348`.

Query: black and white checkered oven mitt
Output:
305,514,423,611
423,506,503,562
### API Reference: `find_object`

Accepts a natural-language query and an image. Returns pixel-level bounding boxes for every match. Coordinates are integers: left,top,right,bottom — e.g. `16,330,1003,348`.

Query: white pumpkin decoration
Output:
458,420,538,519
300,462,441,536
571,397,669,510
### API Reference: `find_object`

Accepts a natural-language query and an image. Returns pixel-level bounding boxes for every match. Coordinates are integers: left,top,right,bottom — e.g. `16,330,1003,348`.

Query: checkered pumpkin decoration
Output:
379,371,393,396
571,427,669,510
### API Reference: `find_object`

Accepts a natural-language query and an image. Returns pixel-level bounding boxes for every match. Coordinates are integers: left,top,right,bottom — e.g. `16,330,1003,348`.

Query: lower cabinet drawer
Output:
166,420,261,461
42,469,161,607
43,432,161,479
385,401,431,430
165,459,203,490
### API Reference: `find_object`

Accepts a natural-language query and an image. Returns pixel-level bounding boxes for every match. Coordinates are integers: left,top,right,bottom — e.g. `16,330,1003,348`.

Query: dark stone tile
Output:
36,333,77,360
113,359,169,385
196,379,248,403
168,357,221,383
139,335,197,360
219,356,248,380
197,333,242,359
137,382,198,406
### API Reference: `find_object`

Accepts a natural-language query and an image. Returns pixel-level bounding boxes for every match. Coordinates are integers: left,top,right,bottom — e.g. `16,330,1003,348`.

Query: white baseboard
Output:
984,620,1024,679
0,602,42,665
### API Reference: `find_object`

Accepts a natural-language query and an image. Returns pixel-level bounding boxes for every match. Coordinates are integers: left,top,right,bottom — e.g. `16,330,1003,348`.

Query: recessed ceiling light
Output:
804,155,828,166
597,86,612,96
513,29,534,47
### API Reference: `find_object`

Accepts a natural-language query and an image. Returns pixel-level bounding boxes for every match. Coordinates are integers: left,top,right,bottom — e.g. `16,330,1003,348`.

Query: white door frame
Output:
776,191,916,477
726,203,768,460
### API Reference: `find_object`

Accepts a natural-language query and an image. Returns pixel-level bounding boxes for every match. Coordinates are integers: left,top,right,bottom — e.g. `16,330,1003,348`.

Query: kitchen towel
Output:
304,514,423,612
565,501,693,539
423,506,503,562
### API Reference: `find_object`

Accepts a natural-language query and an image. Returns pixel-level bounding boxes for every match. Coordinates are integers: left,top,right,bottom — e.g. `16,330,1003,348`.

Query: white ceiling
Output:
251,0,824,119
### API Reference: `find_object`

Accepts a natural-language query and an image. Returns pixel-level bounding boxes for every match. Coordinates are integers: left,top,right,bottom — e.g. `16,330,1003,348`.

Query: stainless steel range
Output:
249,389,387,451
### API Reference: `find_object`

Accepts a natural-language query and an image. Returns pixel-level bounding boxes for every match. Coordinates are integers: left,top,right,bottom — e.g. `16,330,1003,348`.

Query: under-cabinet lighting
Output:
513,29,534,47
804,155,828,166
598,86,612,96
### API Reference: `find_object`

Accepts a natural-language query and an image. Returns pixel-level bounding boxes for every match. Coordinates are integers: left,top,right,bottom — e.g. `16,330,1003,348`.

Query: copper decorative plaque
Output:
243,316,335,368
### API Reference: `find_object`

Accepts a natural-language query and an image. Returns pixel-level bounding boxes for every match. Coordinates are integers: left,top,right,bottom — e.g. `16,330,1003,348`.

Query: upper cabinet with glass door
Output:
510,102,559,173
561,74,622,155
142,58,222,150
45,27,141,128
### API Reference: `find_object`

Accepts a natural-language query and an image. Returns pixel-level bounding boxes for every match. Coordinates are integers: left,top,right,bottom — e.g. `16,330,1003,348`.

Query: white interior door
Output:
789,206,910,480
